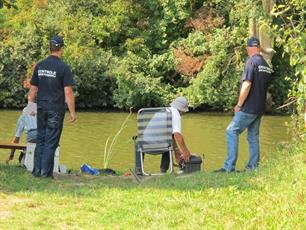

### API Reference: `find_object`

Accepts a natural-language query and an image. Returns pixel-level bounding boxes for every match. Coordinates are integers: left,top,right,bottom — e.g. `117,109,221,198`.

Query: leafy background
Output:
0,0,304,115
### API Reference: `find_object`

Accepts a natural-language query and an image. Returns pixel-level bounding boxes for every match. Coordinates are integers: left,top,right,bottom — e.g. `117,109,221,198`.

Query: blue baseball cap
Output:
50,35,64,47
247,37,260,47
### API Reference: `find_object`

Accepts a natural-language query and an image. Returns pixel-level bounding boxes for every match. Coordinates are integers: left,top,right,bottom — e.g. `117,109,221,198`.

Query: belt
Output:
28,129,37,132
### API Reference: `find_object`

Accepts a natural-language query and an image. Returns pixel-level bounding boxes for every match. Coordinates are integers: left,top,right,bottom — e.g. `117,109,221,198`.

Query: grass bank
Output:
0,142,305,229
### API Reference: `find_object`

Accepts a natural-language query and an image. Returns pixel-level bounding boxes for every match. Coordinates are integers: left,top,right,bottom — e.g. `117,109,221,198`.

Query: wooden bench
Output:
0,143,26,151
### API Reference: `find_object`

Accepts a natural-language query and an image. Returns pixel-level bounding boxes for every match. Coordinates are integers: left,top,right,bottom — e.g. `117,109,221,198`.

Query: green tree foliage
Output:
0,0,16,9
0,0,301,112
272,0,306,131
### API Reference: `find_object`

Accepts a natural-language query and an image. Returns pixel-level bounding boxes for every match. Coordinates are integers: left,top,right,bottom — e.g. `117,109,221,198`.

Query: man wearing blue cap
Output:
215,37,273,172
28,35,76,178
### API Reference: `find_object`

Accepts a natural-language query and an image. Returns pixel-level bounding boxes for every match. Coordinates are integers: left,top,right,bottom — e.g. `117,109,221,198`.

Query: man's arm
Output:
28,85,38,102
234,80,252,113
173,132,191,161
64,86,76,122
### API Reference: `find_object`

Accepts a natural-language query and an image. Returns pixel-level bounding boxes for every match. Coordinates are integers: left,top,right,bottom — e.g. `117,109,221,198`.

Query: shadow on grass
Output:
0,163,262,197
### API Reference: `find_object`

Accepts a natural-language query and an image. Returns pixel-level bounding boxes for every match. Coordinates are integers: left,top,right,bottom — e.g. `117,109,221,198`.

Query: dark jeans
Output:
33,109,65,177
134,142,170,173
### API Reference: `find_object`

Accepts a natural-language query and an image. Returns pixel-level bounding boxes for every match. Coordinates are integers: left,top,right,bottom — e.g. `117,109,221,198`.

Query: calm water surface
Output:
0,110,290,171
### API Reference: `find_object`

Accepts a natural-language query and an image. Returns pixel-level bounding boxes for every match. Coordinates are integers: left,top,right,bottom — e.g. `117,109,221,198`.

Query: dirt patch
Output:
0,211,12,219
0,194,30,220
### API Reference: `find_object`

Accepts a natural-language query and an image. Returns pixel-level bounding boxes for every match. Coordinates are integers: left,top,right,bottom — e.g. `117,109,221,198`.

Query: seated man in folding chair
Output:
5,102,37,164
135,96,192,175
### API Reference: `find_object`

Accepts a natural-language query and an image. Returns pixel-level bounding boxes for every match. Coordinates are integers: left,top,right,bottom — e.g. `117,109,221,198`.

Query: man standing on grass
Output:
215,37,272,173
28,35,76,178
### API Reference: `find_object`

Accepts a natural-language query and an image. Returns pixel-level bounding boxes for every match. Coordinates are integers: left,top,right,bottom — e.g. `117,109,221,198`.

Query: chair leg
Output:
140,149,174,176
139,149,149,176
168,148,173,174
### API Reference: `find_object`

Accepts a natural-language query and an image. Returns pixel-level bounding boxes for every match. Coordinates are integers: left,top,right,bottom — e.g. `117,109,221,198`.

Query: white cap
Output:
170,96,189,112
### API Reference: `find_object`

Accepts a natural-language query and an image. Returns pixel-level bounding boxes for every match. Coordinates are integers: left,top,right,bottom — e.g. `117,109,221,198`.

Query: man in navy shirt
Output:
215,37,272,172
28,35,76,178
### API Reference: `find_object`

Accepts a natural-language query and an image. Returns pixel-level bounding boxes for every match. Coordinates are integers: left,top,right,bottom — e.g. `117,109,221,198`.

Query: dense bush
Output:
272,0,306,131
0,0,301,112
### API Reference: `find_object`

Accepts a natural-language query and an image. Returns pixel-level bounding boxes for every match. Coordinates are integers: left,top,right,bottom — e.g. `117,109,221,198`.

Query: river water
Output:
0,110,290,172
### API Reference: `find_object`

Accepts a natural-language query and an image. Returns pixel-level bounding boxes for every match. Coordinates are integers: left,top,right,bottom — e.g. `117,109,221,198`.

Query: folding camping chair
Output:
136,107,173,176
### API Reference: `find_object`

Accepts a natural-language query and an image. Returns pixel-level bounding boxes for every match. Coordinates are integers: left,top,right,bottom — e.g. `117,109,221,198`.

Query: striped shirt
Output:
15,114,37,138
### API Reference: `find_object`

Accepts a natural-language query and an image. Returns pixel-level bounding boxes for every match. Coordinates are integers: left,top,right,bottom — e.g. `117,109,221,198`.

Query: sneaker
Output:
160,169,167,173
244,166,258,172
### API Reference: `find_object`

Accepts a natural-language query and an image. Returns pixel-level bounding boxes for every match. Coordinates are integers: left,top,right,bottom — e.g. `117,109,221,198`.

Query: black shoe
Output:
41,171,54,179
41,174,54,179
32,170,41,177
160,168,167,173
213,168,234,173
214,168,226,173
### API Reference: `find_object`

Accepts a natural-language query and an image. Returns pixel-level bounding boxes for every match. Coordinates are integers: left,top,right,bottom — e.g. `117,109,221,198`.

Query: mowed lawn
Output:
0,143,305,229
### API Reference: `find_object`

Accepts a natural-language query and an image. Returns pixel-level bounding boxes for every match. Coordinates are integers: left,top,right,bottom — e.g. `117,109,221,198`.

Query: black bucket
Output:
183,155,203,173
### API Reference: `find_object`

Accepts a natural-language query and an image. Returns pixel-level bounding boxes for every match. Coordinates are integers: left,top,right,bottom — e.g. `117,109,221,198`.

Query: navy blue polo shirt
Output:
30,55,74,111
240,54,272,114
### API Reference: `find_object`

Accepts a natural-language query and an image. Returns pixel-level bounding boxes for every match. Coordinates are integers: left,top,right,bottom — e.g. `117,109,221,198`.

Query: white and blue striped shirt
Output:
15,114,37,138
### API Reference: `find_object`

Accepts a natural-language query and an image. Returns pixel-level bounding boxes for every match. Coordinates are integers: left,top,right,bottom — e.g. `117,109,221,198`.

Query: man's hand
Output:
235,81,251,113
69,112,77,122
183,152,191,162
234,105,241,113
11,137,20,144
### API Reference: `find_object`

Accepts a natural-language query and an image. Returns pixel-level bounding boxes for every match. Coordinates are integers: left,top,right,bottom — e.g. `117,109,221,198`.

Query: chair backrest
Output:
137,107,172,153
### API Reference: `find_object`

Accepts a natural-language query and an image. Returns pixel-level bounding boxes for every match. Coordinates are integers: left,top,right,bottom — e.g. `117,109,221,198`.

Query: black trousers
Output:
33,109,64,177
135,142,170,172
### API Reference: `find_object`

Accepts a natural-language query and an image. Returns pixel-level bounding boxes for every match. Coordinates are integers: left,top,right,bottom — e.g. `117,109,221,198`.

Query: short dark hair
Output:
49,43,62,52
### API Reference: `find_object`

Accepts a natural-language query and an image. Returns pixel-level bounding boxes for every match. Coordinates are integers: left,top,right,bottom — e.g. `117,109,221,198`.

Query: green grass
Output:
0,142,305,229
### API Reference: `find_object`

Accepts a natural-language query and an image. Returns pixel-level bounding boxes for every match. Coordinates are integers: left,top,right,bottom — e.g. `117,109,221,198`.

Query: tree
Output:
0,0,16,9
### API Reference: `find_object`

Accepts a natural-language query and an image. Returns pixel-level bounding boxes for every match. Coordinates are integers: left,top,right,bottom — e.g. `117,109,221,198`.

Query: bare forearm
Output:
66,95,75,115
173,132,191,156
64,86,76,122
28,85,38,102
64,87,75,114
238,81,251,106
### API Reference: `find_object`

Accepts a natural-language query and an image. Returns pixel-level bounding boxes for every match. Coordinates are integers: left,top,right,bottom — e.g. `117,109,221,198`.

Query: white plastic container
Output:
24,143,60,173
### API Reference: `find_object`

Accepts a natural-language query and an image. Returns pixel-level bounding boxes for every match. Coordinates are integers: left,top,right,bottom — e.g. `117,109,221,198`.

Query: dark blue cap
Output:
50,35,64,47
247,37,260,47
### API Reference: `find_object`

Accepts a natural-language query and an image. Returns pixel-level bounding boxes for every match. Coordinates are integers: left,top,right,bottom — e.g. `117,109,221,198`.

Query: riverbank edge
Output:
0,141,305,228
0,107,290,116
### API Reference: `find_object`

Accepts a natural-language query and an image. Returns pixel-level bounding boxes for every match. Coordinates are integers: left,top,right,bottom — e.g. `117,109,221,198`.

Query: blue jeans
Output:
33,109,65,177
26,130,37,143
223,111,262,171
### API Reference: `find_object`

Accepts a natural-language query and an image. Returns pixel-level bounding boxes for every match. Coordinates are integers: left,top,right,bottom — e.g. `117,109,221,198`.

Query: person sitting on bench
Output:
6,102,37,164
